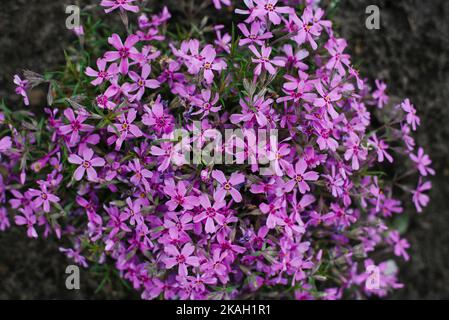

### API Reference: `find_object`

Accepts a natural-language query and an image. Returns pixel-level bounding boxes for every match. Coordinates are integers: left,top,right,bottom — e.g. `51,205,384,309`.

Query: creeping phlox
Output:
1,0,433,300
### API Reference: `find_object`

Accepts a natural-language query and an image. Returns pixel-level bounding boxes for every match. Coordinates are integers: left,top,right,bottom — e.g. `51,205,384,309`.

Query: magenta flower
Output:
344,133,368,170
107,109,143,151
85,58,118,86
128,158,153,190
100,0,139,14
412,179,432,213
212,0,231,10
314,81,342,119
163,179,199,211
238,21,273,46
279,44,309,69
291,10,320,50
13,75,30,106
142,98,174,134
410,147,435,176
199,46,226,84
191,89,221,118
249,45,285,75
0,136,12,153
28,184,60,213
230,96,272,127
400,99,420,131
59,108,94,145
126,64,160,102
284,159,320,194
68,148,106,182
369,133,393,163
372,80,389,109
163,243,200,276
388,231,410,261
193,194,226,233
104,34,141,74
253,0,291,25
14,207,37,238
212,170,245,203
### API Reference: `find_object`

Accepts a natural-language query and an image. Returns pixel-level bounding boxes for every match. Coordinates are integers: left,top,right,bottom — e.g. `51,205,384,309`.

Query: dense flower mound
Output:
0,0,434,299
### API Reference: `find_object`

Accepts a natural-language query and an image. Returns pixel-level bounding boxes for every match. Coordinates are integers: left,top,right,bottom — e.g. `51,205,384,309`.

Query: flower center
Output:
264,4,274,11
203,62,212,70
83,161,91,168
294,174,304,183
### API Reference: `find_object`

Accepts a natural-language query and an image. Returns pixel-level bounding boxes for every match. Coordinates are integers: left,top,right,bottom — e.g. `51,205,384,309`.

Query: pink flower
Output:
412,179,432,213
388,231,410,261
249,45,285,75
104,34,141,74
14,207,38,238
291,9,320,50
191,89,222,118
284,158,320,194
369,133,393,163
13,75,29,106
28,184,60,213
253,0,292,25
199,46,226,84
410,147,435,176
344,132,368,170
0,208,10,231
314,81,342,119
238,21,273,46
107,109,143,151
372,80,389,109
163,243,200,276
212,170,245,203
163,179,199,211
212,0,231,10
85,58,118,86
59,108,94,145
0,136,12,153
279,44,309,69
193,193,226,233
100,0,139,14
400,99,420,131
68,148,106,182
126,64,160,102
142,97,174,134
128,158,153,190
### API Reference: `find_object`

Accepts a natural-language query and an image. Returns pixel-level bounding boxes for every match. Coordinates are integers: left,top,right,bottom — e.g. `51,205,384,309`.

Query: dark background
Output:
0,0,448,299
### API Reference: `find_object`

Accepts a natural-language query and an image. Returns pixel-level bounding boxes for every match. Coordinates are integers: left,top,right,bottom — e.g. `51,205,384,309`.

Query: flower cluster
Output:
1,0,433,300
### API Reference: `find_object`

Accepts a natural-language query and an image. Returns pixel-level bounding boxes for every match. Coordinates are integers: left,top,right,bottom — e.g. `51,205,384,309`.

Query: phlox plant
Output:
0,0,434,300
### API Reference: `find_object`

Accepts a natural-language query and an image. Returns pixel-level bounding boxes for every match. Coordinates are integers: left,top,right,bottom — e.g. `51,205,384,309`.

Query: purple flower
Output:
85,58,118,86
249,45,285,75
412,179,431,213
126,64,160,101
107,109,143,151
410,147,435,176
400,99,420,131
59,108,94,145
104,34,141,74
238,21,273,46
253,0,291,25
284,158,320,194
212,170,245,203
193,193,226,233
68,148,106,182
28,184,60,213
372,80,389,109
100,0,139,14
163,243,200,276
13,75,30,106
14,206,37,238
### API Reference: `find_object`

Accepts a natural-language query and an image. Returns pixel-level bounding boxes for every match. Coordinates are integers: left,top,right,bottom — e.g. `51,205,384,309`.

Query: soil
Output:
0,0,448,299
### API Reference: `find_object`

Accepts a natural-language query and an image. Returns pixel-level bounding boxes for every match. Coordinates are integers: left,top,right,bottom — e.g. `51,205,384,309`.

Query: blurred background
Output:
0,0,448,299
